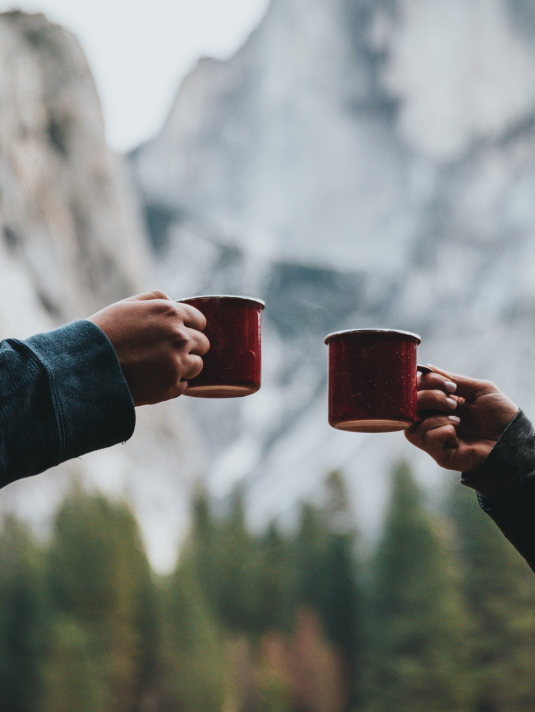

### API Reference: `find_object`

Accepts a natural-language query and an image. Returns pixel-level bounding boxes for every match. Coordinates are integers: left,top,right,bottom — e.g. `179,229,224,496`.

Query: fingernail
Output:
446,397,457,410
444,380,457,394
448,415,460,423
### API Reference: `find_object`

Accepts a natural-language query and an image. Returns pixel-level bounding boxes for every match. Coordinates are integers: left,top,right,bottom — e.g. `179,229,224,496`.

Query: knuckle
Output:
171,356,186,380
149,289,170,300
172,326,190,346
175,301,189,312
178,303,207,329
423,425,441,443
150,299,176,319
196,310,207,330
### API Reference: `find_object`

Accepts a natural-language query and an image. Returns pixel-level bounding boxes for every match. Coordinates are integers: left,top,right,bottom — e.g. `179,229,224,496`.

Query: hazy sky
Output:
0,0,270,151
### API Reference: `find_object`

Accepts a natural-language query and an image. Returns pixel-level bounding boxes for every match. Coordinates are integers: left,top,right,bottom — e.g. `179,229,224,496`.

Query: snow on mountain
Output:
4,0,535,568
130,0,535,531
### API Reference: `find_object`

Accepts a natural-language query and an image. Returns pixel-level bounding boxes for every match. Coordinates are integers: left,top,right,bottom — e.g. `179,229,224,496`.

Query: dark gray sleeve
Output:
0,320,135,487
461,410,535,497
461,411,535,571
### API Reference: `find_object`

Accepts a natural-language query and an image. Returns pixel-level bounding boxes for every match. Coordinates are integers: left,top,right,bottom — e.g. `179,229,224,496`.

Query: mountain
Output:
0,11,204,571
3,1,535,570
130,0,535,531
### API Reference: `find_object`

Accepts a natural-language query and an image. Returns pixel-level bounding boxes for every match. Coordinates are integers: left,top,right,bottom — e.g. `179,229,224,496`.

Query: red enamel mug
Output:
178,295,265,398
324,328,422,432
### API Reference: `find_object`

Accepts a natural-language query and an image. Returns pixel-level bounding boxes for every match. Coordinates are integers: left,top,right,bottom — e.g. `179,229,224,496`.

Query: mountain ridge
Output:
130,0,535,530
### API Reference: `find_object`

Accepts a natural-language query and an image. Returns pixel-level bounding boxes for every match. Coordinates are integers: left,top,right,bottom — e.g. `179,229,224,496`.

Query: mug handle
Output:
417,365,432,375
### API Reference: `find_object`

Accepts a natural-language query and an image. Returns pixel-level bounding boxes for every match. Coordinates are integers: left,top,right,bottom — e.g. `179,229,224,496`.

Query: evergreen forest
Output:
2,463,535,712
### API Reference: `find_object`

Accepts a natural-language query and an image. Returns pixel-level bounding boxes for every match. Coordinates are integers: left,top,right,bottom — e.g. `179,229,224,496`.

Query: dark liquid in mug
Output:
326,330,420,432
181,296,264,398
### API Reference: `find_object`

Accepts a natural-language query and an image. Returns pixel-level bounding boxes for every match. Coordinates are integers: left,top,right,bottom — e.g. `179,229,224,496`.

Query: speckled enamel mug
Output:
324,328,422,432
177,295,265,398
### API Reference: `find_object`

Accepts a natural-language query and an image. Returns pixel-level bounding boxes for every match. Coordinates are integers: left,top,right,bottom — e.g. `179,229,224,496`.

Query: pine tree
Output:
365,462,472,712
40,615,110,712
260,609,346,712
320,471,362,693
44,487,159,712
292,500,330,615
159,565,228,712
447,483,535,712
160,484,238,710
291,471,362,710
0,515,49,712
253,523,295,633
183,484,259,632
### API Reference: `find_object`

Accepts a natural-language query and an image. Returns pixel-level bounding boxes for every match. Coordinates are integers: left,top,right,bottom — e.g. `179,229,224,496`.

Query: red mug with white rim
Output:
177,295,265,398
324,328,423,432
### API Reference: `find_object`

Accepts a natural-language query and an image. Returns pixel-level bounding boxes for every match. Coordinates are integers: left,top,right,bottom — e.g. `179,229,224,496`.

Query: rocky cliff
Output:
131,0,535,530
3,1,535,562
0,11,203,570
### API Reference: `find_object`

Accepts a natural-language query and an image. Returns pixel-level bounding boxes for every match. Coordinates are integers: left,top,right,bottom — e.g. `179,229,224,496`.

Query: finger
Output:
180,354,204,381
423,364,495,400
187,329,210,356
406,415,460,450
417,390,458,415
417,371,457,394
406,413,460,440
176,302,207,331
423,423,459,451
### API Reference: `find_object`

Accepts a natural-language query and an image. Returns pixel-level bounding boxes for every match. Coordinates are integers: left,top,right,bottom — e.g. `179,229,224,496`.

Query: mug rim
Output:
324,328,421,345
177,295,265,309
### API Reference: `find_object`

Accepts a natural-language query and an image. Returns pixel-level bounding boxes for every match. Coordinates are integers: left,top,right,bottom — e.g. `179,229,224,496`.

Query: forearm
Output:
462,411,535,571
0,320,135,487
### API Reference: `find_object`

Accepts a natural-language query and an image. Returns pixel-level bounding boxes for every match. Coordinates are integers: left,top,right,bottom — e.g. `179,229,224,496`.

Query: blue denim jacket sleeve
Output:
0,319,136,487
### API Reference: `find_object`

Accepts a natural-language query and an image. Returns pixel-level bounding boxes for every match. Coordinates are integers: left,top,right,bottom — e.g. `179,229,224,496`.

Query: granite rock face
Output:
131,0,535,529
0,11,202,570
3,0,535,563
0,11,149,332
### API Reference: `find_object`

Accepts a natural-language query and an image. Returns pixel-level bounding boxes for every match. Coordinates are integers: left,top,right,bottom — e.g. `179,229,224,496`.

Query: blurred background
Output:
2,1,535,710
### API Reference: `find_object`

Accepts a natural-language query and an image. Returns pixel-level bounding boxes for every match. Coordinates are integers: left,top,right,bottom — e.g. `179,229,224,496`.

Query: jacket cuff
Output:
461,410,535,498
24,319,136,462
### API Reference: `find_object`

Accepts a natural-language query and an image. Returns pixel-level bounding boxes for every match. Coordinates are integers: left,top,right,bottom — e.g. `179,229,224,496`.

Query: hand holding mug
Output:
404,366,519,472
88,290,210,405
